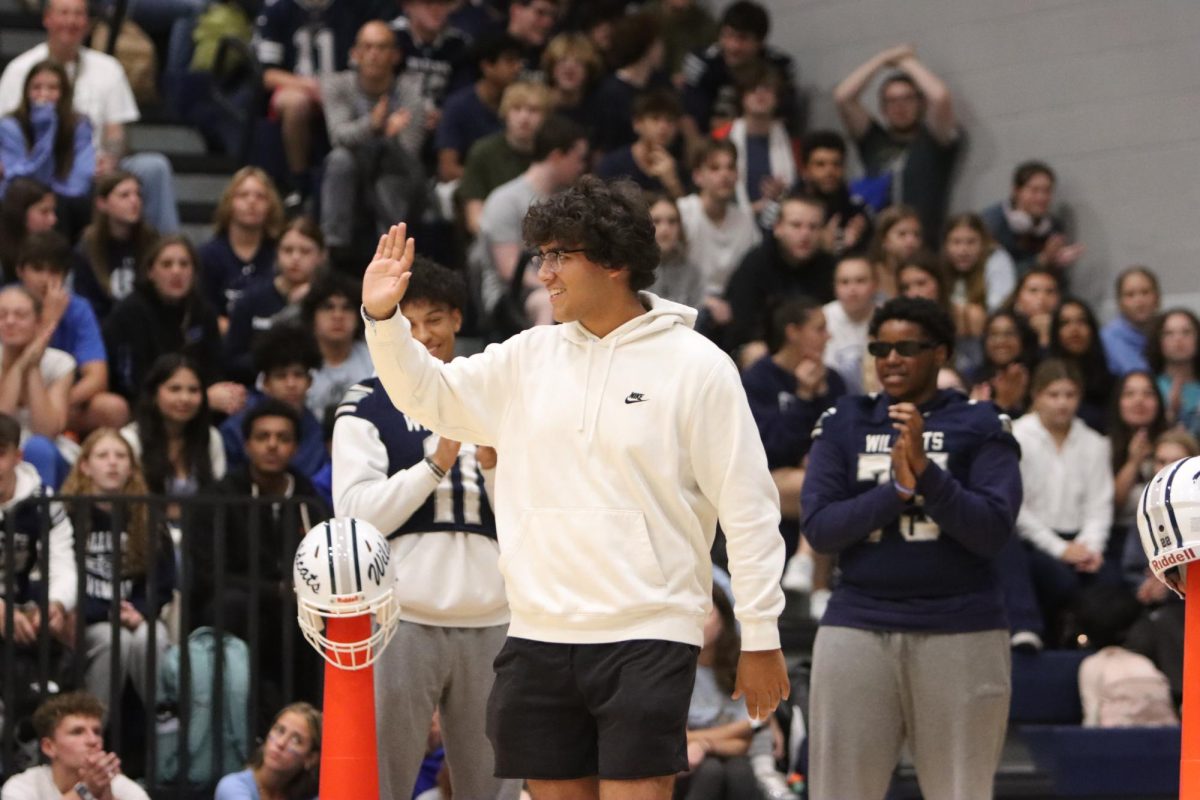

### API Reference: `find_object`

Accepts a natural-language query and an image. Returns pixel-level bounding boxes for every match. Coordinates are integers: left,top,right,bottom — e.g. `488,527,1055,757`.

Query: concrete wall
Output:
762,0,1200,316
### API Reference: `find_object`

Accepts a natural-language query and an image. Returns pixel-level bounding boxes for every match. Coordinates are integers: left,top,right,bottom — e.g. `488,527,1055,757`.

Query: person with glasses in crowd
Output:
800,296,1022,799
362,176,788,800
215,702,321,800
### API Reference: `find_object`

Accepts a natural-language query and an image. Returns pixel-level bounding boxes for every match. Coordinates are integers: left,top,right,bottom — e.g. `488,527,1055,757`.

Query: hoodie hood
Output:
5,462,43,508
558,293,699,441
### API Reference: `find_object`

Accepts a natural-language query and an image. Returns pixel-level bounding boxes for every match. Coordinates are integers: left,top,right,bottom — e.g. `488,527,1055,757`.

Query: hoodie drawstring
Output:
578,342,594,433
585,339,619,444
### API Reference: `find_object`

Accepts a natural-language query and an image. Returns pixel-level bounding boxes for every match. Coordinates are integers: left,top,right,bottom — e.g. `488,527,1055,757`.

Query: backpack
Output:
1079,646,1179,728
156,627,251,784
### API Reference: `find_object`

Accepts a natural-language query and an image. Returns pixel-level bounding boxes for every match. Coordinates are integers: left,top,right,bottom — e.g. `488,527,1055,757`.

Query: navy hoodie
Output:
800,390,1022,632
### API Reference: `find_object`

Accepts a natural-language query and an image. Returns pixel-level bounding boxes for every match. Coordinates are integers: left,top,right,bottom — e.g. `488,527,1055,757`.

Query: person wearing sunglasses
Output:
799,296,1022,800
362,176,788,800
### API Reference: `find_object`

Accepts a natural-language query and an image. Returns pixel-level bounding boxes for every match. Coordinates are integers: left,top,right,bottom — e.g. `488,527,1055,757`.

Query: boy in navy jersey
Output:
800,296,1022,800
333,259,518,799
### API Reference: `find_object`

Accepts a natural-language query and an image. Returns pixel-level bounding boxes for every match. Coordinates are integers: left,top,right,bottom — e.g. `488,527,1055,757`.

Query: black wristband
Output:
424,457,446,480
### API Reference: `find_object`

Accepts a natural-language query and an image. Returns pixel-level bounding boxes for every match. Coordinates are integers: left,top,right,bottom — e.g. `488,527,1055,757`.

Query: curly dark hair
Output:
404,255,467,312
522,176,658,292
300,271,361,331
254,323,321,376
868,296,956,354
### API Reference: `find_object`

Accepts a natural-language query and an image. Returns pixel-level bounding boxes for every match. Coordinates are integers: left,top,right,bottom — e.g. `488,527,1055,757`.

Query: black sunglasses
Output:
867,340,937,358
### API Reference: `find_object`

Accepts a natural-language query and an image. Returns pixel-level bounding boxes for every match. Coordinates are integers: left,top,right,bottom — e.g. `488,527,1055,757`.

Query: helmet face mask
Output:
293,518,400,669
1137,456,1200,598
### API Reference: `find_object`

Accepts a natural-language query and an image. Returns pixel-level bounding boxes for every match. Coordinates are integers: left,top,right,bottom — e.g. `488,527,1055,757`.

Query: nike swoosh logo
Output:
624,394,648,404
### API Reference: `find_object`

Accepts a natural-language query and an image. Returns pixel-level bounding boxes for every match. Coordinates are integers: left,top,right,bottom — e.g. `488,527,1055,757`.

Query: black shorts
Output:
485,637,700,780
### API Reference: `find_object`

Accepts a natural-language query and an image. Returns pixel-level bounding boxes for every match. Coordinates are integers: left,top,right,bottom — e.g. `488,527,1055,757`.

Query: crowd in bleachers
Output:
0,0,1193,797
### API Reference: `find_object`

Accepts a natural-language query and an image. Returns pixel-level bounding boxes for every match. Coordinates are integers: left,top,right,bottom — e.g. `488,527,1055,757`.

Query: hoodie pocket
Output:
500,508,669,617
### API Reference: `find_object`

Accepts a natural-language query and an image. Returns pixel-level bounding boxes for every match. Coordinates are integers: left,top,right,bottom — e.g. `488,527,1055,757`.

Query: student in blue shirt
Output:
14,231,129,432
800,296,1022,800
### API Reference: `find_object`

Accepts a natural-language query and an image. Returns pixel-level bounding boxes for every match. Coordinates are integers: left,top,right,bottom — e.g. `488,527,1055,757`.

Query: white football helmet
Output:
294,518,400,670
1137,456,1200,596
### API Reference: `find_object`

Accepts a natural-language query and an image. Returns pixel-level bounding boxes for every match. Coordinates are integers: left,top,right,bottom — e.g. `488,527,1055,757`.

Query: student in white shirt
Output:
1012,358,1116,635
821,255,877,395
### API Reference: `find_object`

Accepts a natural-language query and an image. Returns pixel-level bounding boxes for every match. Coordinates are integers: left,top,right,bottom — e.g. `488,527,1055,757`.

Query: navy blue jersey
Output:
255,0,389,76
389,14,473,105
0,488,64,604
682,43,800,134
337,378,497,540
800,390,1022,633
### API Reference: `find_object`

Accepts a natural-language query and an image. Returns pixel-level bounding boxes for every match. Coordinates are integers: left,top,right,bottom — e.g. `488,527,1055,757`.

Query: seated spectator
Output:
1101,266,1161,377
1049,298,1112,433
2,692,148,800
321,21,427,269
1005,267,1060,350
541,32,603,130
590,12,668,156
864,204,922,299
647,194,704,309
1148,309,1200,435
224,217,326,386
59,428,174,714
0,178,58,282
939,212,1016,321
505,0,559,74
1109,370,1168,549
726,195,834,356
1122,430,1198,604
300,273,372,420
74,171,158,321
0,0,181,235
103,236,237,414
215,702,321,800
897,255,950,312
596,88,688,198
676,586,756,799
120,353,226,501
656,0,718,82
475,115,588,328
682,1,799,140
193,401,328,704
220,326,326,480
797,130,871,256
253,0,382,208
980,160,1084,278
198,167,284,326
15,232,127,435
0,286,74,487
458,81,550,237
969,310,1038,418
822,255,877,394
435,32,525,183
834,44,960,245
1013,359,1116,636
678,140,761,327
0,60,93,236
389,0,472,111
713,62,795,228
0,412,74,647
742,297,844,558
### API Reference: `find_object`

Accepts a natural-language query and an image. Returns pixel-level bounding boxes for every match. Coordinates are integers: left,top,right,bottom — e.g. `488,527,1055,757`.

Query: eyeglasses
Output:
867,340,937,358
531,248,587,274
267,726,308,754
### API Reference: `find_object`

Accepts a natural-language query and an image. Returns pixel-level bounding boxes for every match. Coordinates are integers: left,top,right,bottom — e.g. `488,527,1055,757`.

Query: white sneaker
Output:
809,588,831,621
781,552,814,593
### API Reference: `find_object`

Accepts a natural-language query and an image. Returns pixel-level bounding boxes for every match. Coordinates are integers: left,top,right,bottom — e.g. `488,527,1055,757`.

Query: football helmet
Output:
1137,456,1200,596
294,518,400,669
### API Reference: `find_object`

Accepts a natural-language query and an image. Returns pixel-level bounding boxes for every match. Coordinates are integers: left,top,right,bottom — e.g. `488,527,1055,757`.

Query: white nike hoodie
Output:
364,293,785,650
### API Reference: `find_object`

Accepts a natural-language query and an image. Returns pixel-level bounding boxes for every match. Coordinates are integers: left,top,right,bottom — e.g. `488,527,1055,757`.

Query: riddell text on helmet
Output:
1152,548,1198,573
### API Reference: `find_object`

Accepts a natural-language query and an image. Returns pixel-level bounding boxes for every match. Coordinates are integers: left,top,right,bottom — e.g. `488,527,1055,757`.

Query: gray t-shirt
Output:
687,664,750,730
308,341,374,418
476,174,541,314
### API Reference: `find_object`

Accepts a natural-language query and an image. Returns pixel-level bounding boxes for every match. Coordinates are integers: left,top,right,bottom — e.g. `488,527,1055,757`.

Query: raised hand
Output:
363,223,416,320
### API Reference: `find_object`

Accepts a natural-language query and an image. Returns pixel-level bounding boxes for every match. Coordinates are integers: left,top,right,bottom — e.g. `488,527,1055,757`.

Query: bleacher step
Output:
128,123,207,157
0,26,42,60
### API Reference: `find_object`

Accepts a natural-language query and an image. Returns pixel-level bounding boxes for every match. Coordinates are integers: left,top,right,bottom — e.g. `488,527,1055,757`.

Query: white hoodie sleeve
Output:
689,358,785,651
332,414,441,532
364,309,514,446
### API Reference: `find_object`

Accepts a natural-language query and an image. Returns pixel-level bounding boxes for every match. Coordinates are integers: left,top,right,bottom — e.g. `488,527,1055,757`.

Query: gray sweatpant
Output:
808,626,1011,800
374,621,520,800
